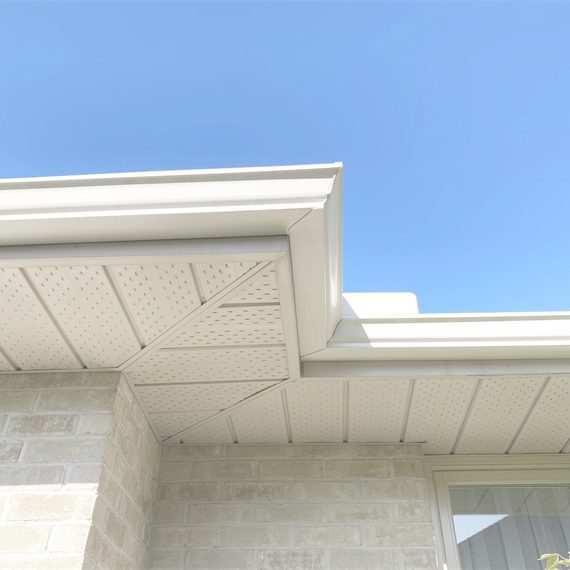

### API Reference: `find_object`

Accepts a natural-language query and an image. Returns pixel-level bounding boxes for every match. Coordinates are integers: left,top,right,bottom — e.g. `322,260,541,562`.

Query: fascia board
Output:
0,162,341,188
0,236,289,267
302,358,570,378
0,163,341,246
308,344,570,361
303,311,570,361
289,167,343,356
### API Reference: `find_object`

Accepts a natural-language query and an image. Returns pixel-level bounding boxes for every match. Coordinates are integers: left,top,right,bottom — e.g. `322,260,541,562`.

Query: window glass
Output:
450,485,570,569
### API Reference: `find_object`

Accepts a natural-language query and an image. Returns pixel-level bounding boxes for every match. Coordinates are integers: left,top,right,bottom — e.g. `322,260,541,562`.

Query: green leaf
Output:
540,554,559,560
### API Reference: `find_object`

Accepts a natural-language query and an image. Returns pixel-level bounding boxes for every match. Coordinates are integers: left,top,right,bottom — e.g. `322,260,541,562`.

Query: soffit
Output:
0,238,301,443
170,373,570,455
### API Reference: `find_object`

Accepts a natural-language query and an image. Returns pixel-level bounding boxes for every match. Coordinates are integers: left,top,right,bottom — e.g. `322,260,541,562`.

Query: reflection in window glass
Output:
450,486,570,569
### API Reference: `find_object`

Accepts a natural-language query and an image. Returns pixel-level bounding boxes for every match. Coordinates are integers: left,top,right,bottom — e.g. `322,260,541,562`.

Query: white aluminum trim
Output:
0,236,288,267
0,163,341,215
426,455,570,570
275,255,301,381
302,359,570,378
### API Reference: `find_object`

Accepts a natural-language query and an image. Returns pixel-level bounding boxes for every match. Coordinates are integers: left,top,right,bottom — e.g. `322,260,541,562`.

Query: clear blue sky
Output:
1,2,569,313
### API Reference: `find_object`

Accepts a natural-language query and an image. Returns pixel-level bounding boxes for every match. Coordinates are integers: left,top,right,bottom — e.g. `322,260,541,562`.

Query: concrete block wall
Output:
0,371,121,569
148,444,438,570
85,375,161,569
0,371,160,570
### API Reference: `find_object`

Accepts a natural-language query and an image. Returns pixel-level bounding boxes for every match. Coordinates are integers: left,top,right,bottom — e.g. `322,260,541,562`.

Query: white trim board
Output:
426,455,570,570
303,359,570,378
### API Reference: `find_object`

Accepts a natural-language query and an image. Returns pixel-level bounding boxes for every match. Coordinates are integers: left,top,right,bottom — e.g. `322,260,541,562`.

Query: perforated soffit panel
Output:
2,251,569,453
0,258,296,442
170,373,570,454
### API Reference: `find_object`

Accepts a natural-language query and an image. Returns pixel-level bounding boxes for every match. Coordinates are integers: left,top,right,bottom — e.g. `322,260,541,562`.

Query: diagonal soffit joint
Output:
0,163,343,441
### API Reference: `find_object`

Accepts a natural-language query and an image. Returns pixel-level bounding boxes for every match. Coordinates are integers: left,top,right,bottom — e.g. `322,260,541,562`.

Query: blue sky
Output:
1,2,569,313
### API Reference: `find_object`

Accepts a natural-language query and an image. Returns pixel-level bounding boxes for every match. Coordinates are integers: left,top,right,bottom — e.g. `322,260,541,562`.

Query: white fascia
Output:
0,162,344,357
303,309,570,364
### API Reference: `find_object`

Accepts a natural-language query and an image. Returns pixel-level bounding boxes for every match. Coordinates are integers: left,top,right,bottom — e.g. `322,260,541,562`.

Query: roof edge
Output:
0,162,343,189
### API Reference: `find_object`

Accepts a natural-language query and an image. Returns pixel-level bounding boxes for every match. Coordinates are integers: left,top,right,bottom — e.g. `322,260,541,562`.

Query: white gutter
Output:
303,310,570,362
0,163,341,238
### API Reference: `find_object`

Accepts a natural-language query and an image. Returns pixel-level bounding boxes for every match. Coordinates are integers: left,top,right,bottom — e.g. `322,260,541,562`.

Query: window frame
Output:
426,455,570,570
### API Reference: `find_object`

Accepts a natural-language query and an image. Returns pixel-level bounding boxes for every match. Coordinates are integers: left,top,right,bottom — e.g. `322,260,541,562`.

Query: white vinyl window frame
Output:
426,455,570,570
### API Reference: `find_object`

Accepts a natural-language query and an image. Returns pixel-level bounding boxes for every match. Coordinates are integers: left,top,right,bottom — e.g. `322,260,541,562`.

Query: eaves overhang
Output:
0,163,344,358
3,162,570,367
2,163,570,452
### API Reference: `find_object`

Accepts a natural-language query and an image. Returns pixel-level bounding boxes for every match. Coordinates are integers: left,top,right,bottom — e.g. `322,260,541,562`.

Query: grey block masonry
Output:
0,372,160,570
149,444,438,570
0,372,437,569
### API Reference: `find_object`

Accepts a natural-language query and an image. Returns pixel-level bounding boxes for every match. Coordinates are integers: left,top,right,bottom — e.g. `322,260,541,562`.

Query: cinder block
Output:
186,503,256,524
364,524,435,547
0,465,64,488
153,502,186,524
0,391,36,413
398,501,432,522
7,414,78,436
0,524,51,552
227,444,289,459
35,389,116,413
256,503,324,523
403,548,438,569
330,549,404,569
158,482,220,502
362,479,427,501
291,526,361,547
47,523,91,552
158,462,193,481
221,525,289,547
324,459,390,479
289,444,357,459
82,372,121,389
78,414,113,436
7,372,119,390
259,460,323,479
0,441,23,463
392,460,426,478
150,526,218,549
65,464,103,488
162,445,226,461
186,549,253,569
101,506,127,550
256,549,326,570
192,460,255,480
325,502,395,523
20,439,107,464
0,554,84,569
223,482,286,503
83,526,122,569
146,549,184,570
288,481,361,502
6,493,97,521
289,443,422,459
